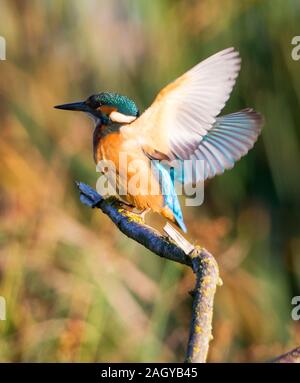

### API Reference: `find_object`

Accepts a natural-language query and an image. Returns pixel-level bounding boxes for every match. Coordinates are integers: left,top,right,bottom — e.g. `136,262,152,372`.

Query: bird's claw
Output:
120,209,145,225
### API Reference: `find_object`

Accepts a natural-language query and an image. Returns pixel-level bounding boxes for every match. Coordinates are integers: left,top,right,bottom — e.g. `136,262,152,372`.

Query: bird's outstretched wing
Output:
122,47,241,159
122,47,263,182
189,109,263,181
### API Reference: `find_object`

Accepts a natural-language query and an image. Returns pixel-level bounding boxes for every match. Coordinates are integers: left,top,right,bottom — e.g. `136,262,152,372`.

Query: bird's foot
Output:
118,205,150,225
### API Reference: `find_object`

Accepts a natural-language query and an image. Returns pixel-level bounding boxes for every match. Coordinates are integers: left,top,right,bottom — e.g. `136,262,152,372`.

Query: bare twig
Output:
76,182,220,363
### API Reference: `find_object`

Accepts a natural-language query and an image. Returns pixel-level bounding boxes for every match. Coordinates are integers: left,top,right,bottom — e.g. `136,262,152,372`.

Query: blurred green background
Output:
0,0,299,362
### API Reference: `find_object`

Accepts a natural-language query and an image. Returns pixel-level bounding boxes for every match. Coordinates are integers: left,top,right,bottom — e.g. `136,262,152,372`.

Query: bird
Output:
55,47,263,233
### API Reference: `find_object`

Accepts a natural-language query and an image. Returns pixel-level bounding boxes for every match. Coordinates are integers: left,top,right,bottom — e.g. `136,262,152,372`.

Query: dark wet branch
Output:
76,182,220,363
76,182,192,267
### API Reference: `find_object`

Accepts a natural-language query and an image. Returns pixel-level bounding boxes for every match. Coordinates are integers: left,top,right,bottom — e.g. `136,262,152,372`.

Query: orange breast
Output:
95,130,123,166
94,128,165,212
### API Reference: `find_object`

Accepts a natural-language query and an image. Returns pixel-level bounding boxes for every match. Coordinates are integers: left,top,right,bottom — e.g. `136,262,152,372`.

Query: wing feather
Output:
122,47,241,159
189,109,263,182
121,48,263,183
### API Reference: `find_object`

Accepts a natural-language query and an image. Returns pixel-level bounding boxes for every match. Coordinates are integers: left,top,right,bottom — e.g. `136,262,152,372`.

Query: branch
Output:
185,249,220,363
272,346,300,363
76,182,220,363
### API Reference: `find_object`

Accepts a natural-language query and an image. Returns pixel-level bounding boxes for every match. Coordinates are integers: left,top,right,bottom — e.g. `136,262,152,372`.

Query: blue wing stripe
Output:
152,161,187,233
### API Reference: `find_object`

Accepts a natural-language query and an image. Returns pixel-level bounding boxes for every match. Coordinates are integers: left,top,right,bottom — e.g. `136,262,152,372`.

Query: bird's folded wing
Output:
121,47,241,160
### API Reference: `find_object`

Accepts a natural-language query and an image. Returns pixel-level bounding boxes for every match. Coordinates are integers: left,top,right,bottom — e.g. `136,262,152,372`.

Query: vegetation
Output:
0,0,299,362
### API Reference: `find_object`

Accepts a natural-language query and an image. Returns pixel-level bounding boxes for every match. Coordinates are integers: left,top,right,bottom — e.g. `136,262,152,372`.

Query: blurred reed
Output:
0,0,299,361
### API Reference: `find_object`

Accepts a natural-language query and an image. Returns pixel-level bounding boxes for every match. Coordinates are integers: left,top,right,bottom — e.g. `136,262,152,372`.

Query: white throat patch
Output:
109,111,137,124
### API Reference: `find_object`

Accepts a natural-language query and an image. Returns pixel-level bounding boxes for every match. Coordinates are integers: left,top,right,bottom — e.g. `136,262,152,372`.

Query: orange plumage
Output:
55,48,263,233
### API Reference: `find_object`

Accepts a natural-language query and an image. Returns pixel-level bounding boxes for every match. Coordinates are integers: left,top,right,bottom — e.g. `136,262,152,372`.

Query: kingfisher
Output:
55,48,263,233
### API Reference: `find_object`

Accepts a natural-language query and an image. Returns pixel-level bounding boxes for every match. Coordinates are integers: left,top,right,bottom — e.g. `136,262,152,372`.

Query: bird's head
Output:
55,92,139,125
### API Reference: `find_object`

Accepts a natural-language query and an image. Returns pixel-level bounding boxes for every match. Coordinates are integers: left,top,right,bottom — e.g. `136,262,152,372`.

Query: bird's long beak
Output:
54,101,90,112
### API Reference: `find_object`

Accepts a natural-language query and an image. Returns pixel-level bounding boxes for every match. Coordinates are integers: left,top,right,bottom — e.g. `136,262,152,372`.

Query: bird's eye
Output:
86,96,100,109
